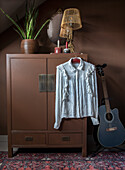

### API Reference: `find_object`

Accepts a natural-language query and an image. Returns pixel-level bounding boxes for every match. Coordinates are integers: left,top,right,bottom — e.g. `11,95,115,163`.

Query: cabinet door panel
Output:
11,59,47,130
48,58,83,131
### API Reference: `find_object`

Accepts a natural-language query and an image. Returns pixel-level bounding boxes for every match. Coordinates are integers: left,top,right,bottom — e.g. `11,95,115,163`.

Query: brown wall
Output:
0,0,125,135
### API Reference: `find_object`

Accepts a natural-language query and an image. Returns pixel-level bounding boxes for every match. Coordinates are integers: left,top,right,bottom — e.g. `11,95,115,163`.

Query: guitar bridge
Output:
106,127,117,131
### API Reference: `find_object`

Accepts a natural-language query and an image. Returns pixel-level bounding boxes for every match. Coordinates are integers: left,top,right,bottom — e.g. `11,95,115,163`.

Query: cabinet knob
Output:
25,136,33,141
62,136,70,141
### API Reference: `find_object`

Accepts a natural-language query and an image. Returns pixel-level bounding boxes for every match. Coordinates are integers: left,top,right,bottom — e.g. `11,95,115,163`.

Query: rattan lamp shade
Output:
61,8,82,30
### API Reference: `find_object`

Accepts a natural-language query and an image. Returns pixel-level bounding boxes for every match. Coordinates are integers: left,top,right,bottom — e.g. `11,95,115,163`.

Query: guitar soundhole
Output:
106,112,113,121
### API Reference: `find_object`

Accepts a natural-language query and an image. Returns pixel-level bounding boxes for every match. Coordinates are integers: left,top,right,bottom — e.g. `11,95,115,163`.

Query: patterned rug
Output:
0,149,125,170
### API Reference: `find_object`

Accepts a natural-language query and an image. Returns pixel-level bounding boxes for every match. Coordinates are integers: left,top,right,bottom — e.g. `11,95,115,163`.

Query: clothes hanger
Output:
71,56,80,63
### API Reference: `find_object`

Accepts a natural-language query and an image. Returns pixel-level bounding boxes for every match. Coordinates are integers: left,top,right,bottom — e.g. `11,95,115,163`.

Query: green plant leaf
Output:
0,8,26,39
13,28,24,39
27,17,33,39
34,19,50,40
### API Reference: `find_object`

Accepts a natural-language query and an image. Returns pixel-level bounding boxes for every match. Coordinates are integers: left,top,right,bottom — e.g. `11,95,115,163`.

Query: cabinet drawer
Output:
12,133,46,145
49,133,82,145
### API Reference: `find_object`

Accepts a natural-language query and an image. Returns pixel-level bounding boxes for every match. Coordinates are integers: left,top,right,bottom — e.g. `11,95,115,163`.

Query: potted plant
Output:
0,0,50,53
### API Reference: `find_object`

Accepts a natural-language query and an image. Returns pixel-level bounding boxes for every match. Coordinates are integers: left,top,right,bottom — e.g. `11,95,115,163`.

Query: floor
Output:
0,135,18,152
0,135,8,151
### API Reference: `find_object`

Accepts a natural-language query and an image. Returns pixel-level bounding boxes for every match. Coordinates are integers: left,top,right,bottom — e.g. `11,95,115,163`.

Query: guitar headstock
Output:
96,64,107,77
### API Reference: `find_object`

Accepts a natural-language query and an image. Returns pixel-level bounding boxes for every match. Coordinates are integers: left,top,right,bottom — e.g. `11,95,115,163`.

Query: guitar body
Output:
98,105,125,147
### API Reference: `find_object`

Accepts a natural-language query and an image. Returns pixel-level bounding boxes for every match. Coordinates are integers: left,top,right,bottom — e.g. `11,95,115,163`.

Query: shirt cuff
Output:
91,117,99,125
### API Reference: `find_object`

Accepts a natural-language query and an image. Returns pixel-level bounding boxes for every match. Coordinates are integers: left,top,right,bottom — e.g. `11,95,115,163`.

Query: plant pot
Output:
21,39,39,54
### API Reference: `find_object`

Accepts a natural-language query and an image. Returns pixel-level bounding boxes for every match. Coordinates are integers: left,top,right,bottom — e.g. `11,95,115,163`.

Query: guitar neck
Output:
101,76,111,113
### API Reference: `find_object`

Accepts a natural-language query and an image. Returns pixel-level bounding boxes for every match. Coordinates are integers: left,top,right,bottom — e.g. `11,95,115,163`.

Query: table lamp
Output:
60,8,82,52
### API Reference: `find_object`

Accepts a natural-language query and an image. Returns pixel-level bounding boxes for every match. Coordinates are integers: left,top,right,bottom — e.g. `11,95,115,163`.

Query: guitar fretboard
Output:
101,76,111,114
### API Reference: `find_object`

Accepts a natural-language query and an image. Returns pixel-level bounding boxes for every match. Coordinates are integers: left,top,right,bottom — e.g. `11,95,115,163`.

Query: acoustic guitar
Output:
96,64,125,148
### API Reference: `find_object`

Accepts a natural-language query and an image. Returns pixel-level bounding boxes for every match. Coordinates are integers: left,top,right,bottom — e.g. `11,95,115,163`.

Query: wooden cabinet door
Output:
48,58,83,131
11,58,47,130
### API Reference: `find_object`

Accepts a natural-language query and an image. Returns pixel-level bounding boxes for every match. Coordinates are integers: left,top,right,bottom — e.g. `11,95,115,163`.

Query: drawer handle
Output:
25,136,33,141
62,136,70,141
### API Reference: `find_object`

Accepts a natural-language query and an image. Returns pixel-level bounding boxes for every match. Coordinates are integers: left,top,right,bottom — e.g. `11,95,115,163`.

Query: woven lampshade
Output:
61,8,82,30
59,27,72,38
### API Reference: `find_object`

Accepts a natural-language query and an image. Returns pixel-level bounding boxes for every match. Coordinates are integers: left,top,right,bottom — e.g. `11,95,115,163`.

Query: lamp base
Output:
68,41,74,53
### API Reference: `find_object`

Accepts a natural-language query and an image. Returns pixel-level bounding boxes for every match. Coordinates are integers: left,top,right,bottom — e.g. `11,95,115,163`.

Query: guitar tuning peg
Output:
102,64,107,68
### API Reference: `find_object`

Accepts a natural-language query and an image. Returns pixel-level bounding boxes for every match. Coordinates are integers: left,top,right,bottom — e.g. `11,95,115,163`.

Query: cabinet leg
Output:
8,147,13,158
82,136,87,157
82,147,87,157
82,117,87,157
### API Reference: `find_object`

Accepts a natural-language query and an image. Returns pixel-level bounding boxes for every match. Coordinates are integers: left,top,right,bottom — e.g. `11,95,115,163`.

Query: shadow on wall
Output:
0,28,20,51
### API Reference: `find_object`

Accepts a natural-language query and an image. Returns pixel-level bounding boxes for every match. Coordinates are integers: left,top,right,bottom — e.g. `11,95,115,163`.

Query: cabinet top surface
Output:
6,53,88,60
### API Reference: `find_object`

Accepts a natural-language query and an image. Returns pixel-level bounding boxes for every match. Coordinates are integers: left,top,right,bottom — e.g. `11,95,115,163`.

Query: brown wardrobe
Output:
6,53,88,157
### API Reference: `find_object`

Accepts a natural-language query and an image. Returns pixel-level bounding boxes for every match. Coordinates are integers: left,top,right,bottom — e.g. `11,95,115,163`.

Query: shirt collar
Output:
69,57,84,72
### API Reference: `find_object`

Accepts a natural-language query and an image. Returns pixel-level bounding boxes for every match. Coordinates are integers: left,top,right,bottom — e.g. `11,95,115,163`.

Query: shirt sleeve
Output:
90,66,99,125
54,66,63,129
